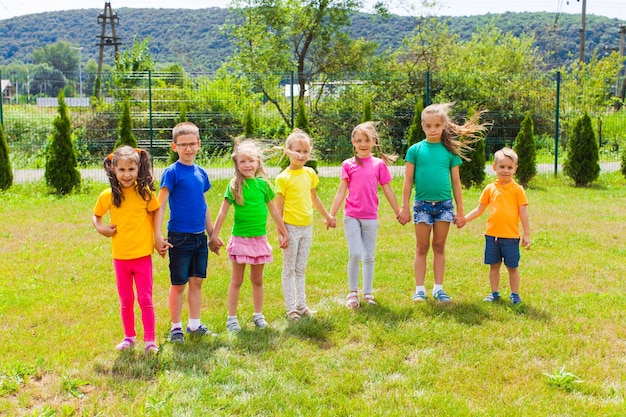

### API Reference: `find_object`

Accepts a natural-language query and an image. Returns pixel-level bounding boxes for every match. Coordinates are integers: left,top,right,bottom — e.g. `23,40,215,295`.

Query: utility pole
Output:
579,0,587,62
95,2,122,98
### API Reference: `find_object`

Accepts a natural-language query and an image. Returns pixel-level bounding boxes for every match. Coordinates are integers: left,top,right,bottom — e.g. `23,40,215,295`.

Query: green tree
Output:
32,41,79,78
113,36,154,99
459,131,486,190
0,123,13,190
45,91,81,195
406,98,425,147
226,0,379,125
243,106,256,137
563,113,600,187
513,111,537,188
115,98,138,149
361,97,372,122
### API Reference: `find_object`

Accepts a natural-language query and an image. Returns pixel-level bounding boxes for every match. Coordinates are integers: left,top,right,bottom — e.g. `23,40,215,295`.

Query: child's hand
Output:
397,207,411,225
155,237,173,258
278,232,289,249
325,216,337,229
455,216,466,228
521,236,531,251
98,224,117,238
209,237,223,255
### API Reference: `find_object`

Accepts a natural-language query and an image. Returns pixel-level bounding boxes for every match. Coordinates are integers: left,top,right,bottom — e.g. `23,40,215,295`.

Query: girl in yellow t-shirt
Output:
92,146,160,353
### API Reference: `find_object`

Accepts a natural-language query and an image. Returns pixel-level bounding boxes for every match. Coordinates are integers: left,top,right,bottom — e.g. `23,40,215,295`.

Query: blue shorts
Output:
484,235,520,268
168,232,208,285
413,199,455,225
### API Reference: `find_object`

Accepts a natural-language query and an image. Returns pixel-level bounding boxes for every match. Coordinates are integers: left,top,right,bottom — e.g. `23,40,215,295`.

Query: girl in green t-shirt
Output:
210,139,289,332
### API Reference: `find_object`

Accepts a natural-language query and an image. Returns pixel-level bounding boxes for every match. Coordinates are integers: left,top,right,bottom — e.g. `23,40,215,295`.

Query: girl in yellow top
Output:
460,147,530,304
275,129,335,321
92,146,160,352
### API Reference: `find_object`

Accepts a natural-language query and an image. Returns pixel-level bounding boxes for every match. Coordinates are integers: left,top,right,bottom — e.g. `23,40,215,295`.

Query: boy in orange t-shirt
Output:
458,147,530,304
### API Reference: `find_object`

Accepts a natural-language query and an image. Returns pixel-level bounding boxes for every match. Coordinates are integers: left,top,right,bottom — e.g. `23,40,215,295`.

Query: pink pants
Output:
113,255,155,342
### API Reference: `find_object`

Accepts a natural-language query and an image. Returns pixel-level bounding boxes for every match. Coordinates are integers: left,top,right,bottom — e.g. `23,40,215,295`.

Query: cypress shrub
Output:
407,99,425,147
0,123,13,190
115,98,138,149
564,112,600,187
169,103,188,163
45,91,81,195
621,145,626,180
280,100,317,173
513,111,537,187
459,137,486,189
243,106,255,137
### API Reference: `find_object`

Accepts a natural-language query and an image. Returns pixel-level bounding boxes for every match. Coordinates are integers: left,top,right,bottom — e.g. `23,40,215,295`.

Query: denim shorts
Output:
484,235,520,268
413,199,455,225
168,232,208,285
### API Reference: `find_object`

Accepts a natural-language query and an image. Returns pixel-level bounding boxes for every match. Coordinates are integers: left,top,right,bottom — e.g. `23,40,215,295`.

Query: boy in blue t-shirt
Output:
155,122,216,342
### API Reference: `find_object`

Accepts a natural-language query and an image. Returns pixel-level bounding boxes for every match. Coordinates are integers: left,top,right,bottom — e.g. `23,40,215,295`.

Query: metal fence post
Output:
148,70,154,168
425,71,431,107
290,71,295,129
555,71,561,177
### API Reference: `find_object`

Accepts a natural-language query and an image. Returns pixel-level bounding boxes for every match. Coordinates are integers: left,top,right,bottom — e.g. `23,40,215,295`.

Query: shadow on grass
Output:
490,300,551,322
284,316,334,349
420,300,492,326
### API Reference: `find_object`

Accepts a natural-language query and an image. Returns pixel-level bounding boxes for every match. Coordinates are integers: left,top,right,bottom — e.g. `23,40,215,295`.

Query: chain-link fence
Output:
1,69,624,183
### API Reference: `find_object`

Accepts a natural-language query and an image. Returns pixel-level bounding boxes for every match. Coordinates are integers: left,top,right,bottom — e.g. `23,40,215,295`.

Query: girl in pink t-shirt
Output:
329,122,401,308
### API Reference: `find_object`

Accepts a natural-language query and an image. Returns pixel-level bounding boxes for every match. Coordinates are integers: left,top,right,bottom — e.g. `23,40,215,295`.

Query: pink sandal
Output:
363,294,377,305
346,291,360,309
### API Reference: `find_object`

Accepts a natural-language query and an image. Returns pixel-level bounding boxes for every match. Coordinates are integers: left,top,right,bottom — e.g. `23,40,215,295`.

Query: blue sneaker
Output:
484,292,501,302
432,289,452,302
186,323,215,337
510,293,522,305
411,290,427,302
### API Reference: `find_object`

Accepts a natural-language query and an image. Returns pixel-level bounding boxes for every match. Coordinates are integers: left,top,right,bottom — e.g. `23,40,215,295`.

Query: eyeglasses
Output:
175,141,199,149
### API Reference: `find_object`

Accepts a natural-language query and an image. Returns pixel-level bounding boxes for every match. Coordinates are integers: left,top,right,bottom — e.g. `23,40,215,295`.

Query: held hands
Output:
209,236,224,255
154,236,173,258
455,214,467,228
397,207,411,226
278,231,289,249
325,216,337,230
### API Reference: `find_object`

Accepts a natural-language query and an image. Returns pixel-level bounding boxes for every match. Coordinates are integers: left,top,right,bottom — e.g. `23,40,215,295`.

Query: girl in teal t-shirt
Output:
398,103,489,303
210,139,289,332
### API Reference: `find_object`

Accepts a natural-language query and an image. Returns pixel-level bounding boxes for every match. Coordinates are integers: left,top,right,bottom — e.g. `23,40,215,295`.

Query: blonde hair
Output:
421,103,490,161
229,139,269,205
172,121,199,143
493,147,518,164
104,146,154,207
351,121,398,166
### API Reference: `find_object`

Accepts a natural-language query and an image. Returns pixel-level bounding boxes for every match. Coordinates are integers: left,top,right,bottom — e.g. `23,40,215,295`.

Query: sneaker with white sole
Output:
411,290,427,302
432,289,452,302
226,317,241,332
253,314,268,329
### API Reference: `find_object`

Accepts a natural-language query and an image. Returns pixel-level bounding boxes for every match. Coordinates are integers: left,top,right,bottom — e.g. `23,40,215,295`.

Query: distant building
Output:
1,80,16,103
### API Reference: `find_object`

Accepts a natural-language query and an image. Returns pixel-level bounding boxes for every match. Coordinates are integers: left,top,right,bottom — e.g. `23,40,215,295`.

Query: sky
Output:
0,0,624,21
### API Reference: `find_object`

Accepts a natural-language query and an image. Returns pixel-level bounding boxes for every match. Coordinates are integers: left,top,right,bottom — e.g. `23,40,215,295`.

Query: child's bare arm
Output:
209,199,230,255
92,214,116,237
311,188,335,229
268,200,289,249
381,183,400,217
519,205,530,250
398,162,414,225
328,179,348,228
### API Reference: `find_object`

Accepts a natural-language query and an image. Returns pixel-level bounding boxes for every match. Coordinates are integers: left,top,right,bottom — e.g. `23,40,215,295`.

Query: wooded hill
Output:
0,7,623,72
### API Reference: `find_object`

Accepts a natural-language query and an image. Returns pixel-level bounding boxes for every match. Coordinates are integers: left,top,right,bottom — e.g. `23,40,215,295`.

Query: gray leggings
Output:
344,215,379,294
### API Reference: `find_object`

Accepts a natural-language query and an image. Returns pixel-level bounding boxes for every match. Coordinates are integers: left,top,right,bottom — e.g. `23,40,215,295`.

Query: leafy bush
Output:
406,98,425,147
44,91,81,194
563,113,600,187
513,111,537,187
0,123,13,190
459,137,486,189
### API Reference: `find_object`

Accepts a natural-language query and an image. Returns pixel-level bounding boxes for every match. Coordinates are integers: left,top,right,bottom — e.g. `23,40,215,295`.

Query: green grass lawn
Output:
1,173,626,416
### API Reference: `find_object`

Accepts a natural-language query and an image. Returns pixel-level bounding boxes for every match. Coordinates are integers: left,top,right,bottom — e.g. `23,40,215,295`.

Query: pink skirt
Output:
227,235,273,265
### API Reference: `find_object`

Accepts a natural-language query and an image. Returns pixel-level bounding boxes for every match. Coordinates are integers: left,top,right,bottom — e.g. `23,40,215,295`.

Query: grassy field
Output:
1,173,626,416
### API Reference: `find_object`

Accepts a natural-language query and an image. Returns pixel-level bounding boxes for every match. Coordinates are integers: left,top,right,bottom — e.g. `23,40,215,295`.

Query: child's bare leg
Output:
431,221,451,285
506,266,520,294
228,262,246,316
250,264,265,313
187,277,203,320
413,223,432,286
489,263,502,292
169,284,186,324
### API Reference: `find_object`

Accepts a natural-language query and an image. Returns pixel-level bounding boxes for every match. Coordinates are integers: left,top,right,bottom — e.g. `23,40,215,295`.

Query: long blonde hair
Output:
351,121,398,166
229,138,269,206
422,103,490,160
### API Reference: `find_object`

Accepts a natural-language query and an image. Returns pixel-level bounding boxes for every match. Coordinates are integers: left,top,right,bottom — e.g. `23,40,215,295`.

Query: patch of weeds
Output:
29,405,56,417
61,376,91,398
543,366,584,392
144,392,174,417
0,359,43,396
